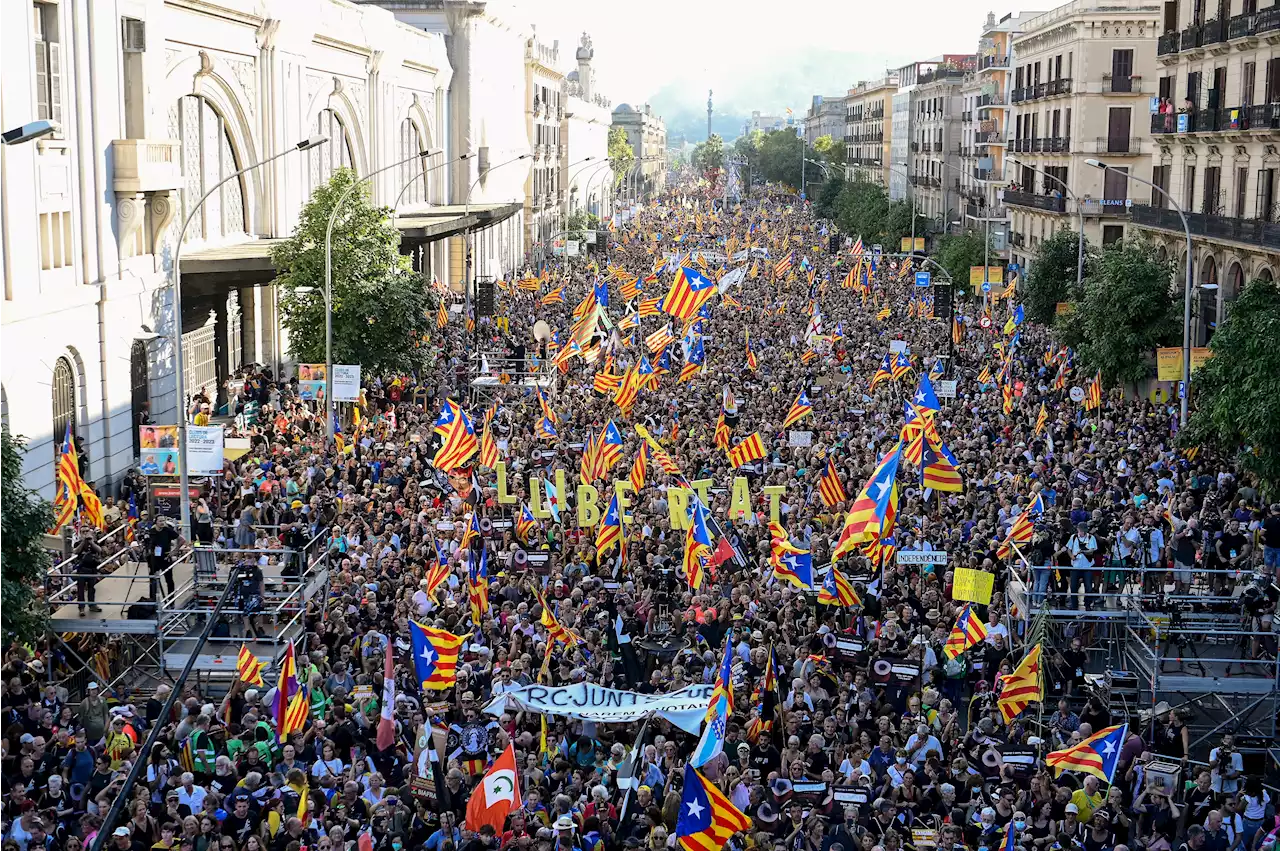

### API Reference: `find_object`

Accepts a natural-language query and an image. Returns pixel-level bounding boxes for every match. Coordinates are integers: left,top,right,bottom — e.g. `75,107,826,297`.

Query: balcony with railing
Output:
979,54,1011,71
1157,31,1181,55
1102,75,1142,94
973,168,999,182
975,130,1003,144
961,110,973,123
1088,136,1144,155
966,202,1008,219
1131,203,1280,249
1004,189,1067,213
1078,198,1132,217
1228,12,1257,39
1180,22,1203,51
978,91,1010,108
1201,17,1227,45
1041,136,1071,153
1259,5,1280,33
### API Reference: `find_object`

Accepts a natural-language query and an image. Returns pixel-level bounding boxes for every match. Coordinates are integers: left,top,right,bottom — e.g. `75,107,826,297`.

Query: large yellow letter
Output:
530,477,549,519
728,476,752,521
613,481,633,523
496,462,517,504
691,478,713,506
577,485,601,528
763,485,786,526
668,486,691,530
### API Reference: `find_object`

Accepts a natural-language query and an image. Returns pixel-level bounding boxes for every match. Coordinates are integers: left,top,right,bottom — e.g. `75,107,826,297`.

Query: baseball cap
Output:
113,828,131,837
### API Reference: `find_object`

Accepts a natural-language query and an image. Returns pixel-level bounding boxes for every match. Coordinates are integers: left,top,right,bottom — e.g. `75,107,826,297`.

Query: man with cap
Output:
1067,521,1098,611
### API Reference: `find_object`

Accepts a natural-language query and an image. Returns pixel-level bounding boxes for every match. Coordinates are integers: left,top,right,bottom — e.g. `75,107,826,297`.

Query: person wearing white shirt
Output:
905,724,942,767
839,750,872,782
1209,734,1244,794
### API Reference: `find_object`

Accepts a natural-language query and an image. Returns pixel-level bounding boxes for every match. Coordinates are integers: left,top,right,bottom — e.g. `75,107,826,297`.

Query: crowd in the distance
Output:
4,182,1278,851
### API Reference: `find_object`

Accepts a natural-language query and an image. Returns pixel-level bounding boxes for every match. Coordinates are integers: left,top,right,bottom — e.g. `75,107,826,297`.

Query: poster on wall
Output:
298,364,327,401
332,365,362,402
139,425,179,476
186,425,225,476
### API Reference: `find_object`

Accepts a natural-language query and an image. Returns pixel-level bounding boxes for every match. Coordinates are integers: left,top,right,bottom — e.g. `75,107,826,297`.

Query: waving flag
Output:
479,421,499,470
682,497,714,589
869,354,893,391
817,564,860,607
424,559,451,600
639,296,663,317
593,368,624,395
726,432,766,468
676,765,752,851
467,546,490,624
590,421,625,480
782,390,812,429
236,644,265,687
772,251,794,279
943,604,988,659
535,417,558,440
745,329,759,371
663,266,717,320
997,494,1044,560
376,642,396,750
997,643,1044,723
891,351,914,380
833,443,902,556
771,540,813,589
1046,724,1129,783
620,275,643,301
635,424,683,478
629,445,648,494
816,458,846,507
595,491,624,557
432,400,479,471
646,324,676,354
1084,370,1103,410
679,336,705,383
465,744,521,833
273,641,304,738
515,504,538,543
921,436,963,493
1034,402,1049,437
864,535,897,571
746,646,780,744
542,476,562,523
691,643,732,768
124,493,140,543
913,373,942,414
540,287,564,306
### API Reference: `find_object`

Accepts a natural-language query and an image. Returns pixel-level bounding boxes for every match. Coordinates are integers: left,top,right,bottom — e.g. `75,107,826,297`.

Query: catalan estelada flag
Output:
1046,723,1129,783
410,621,466,690
998,494,1043,560
997,643,1044,723
236,643,265,687
273,641,307,738
679,336,705,383
772,251,794,279
726,432,766,468
782,390,812,428
1034,402,1049,437
432,399,478,471
620,275,643,301
515,504,538,543
921,436,963,493
682,497,714,589
817,563,860,607
540,287,564,305
818,457,847,507
662,266,717,321
646,324,676,354
943,604,988,660
869,354,893,391
891,351,914,380
745,329,758,371
595,491,624,557
479,421,499,470
676,764,752,851
639,296,663,317
833,443,901,557
629,444,648,494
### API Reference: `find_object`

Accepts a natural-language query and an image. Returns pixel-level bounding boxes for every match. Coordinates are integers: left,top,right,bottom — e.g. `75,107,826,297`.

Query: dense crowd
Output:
5,183,1279,851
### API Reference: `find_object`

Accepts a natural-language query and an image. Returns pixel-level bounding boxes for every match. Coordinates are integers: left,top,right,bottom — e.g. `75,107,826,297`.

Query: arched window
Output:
168,95,247,244
131,340,150,458
398,118,428,206
52,357,76,461
1259,266,1275,283
309,108,356,195
1199,255,1219,344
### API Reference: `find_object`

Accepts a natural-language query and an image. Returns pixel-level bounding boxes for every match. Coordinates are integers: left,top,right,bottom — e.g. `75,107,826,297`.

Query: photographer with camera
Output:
73,533,104,617
1208,732,1244,795
1066,522,1098,611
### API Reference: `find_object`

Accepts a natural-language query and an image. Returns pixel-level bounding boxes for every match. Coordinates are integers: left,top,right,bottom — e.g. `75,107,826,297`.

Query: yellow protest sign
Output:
952,567,995,605
1155,347,1213,381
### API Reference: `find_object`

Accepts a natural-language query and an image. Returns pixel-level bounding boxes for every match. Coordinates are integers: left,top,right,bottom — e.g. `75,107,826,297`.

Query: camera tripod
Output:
1158,605,1208,677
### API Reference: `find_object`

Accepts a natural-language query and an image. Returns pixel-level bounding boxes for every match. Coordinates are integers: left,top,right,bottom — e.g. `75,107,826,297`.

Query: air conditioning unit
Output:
122,18,146,53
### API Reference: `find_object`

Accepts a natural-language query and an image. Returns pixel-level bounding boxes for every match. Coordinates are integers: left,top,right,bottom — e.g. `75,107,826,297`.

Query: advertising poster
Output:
186,425,225,475
1156,347,1213,381
332,364,362,402
139,425,179,476
298,363,327,401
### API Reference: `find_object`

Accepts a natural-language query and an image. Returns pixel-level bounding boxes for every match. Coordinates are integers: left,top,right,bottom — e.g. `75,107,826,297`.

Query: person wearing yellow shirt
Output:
104,717,135,770
1070,775,1104,823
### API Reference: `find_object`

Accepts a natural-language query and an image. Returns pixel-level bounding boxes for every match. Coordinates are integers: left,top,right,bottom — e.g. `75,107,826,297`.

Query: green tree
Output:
692,133,726,182
833,179,888,242
566,210,600,241
1056,239,1180,388
2,429,54,646
1023,229,1092,324
812,134,846,170
275,168,435,377
607,127,635,187
732,129,764,160
758,129,804,187
1183,281,1280,495
813,176,846,219
884,200,931,251
932,232,989,290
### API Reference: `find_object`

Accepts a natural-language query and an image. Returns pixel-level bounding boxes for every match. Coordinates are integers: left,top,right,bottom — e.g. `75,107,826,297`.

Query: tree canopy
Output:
1183,280,1280,495
692,134,726,187
1055,239,1180,388
2,429,53,647
933,232,989,290
1022,229,1093,325
274,168,437,378
607,127,635,187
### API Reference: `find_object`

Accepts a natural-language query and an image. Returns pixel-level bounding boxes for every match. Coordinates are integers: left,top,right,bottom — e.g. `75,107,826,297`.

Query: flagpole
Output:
615,711,655,826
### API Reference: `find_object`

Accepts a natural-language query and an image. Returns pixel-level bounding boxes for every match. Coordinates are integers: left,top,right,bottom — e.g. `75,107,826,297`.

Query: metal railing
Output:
1089,136,1143,155
979,54,1010,71
1004,189,1067,213
1078,198,1132,217
1181,22,1204,49
1130,202,1280,249
1102,75,1141,94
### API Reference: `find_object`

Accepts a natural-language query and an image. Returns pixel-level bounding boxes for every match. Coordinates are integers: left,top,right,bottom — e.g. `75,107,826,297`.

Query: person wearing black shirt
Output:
145,518,184,599
750,739,781,778
220,797,258,845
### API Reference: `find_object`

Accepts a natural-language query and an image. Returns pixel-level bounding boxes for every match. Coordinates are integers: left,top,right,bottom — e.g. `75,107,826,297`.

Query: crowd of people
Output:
5,181,1279,851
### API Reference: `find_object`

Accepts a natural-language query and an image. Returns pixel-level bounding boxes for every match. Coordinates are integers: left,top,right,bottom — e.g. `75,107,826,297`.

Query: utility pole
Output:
707,90,713,140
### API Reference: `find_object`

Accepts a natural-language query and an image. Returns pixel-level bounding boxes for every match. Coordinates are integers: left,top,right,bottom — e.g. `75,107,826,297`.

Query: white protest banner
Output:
332,365,361,402
482,683,715,735
717,266,747,293
788,430,813,447
895,550,949,566
889,340,909,354
935,379,958,399
186,425,225,476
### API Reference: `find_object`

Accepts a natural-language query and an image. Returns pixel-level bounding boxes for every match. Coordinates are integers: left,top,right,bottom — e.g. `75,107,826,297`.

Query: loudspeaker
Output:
476,280,495,317
828,234,841,255
933,283,954,320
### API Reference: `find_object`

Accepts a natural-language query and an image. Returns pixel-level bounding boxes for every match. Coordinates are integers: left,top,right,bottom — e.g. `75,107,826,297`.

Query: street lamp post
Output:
464,152,532,360
173,134,327,538
886,162,919,256
1085,158,1195,426
562,156,599,221
578,161,614,218
1008,155,1086,291
324,148,435,447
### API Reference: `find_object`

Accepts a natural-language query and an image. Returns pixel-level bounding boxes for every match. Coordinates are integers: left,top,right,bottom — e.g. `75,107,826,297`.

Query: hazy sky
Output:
496,0,1045,132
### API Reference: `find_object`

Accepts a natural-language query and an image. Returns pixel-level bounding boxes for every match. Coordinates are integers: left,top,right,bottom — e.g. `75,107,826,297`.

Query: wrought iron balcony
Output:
1180,22,1203,50
1103,75,1140,94
1131,203,1280,250
1090,136,1144,155
1157,31,1181,55
1259,5,1280,33
1078,198,1132,217
1228,12,1257,39
979,54,1011,71
1004,189,1067,213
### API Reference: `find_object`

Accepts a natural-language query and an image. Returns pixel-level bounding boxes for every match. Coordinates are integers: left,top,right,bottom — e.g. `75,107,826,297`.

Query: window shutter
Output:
49,41,63,126
35,39,50,121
